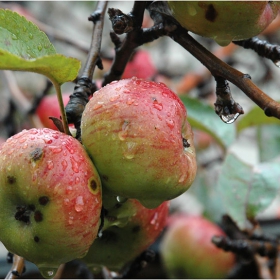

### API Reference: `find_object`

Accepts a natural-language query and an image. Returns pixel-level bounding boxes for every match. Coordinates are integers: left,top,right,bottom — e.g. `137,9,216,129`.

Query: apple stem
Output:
5,254,25,279
53,82,71,136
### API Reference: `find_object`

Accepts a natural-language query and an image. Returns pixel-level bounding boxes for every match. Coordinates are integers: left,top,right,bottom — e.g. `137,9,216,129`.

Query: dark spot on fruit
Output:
30,147,43,161
28,204,36,211
7,175,16,184
205,4,217,22
183,138,190,148
102,175,109,181
90,179,97,191
152,97,157,101
34,236,40,242
132,225,141,233
39,196,49,206
115,203,122,209
15,206,30,224
34,210,43,222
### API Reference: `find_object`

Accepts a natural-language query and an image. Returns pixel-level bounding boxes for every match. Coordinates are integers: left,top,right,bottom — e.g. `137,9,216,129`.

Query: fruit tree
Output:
1,1,280,279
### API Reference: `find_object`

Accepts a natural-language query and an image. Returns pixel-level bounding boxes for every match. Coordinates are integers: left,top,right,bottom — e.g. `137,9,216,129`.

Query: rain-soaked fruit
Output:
0,128,102,278
160,214,236,279
36,93,70,131
81,77,197,209
81,191,169,272
168,1,280,46
122,50,157,80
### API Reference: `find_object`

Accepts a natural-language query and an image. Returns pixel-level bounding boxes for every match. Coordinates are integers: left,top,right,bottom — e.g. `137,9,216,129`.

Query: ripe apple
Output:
0,128,102,278
36,93,70,130
122,50,157,80
81,192,169,272
81,77,197,209
168,1,280,46
160,214,236,279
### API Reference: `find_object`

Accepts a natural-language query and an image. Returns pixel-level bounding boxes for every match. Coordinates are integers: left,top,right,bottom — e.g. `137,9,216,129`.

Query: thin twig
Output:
5,254,25,279
170,26,280,120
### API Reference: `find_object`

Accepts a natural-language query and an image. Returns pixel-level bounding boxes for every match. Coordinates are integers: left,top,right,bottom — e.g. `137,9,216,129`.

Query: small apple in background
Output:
35,93,70,130
193,129,213,151
122,50,157,80
160,214,236,279
81,192,169,273
0,128,102,278
168,1,280,46
81,77,197,209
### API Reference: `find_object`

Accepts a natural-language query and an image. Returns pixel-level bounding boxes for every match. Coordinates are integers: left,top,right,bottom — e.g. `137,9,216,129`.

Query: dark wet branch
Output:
233,37,280,65
65,1,108,140
169,26,280,120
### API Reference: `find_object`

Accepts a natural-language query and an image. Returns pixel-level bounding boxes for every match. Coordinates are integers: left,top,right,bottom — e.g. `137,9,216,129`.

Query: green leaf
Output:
0,49,81,85
257,124,280,162
180,96,236,150
237,105,280,133
0,9,81,85
0,9,56,58
216,153,280,230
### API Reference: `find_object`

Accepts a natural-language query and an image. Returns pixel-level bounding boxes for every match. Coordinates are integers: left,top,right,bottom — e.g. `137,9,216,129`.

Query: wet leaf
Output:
0,9,56,58
216,153,280,230
237,105,280,133
257,124,280,162
180,96,236,150
0,9,81,85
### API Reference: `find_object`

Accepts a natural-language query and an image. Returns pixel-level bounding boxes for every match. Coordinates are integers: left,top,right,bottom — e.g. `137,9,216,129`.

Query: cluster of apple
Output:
0,77,197,278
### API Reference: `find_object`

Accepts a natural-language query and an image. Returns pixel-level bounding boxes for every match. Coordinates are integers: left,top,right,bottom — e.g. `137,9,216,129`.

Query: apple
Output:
160,214,236,279
122,50,157,80
0,128,102,278
81,192,169,273
168,1,280,46
35,93,70,131
81,77,197,209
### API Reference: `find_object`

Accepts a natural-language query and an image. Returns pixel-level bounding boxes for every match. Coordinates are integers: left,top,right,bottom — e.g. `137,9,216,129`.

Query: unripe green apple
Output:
0,128,102,278
168,1,280,46
81,194,169,272
160,214,236,279
81,77,197,209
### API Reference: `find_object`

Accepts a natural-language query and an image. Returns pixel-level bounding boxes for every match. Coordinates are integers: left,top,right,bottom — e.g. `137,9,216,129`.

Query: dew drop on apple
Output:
166,119,175,129
116,196,127,203
47,160,54,170
61,159,68,171
150,212,158,225
75,196,84,212
186,3,197,16
38,267,58,279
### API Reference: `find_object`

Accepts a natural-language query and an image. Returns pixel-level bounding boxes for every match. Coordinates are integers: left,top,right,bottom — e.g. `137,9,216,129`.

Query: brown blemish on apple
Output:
90,179,97,191
30,147,43,161
39,196,49,206
34,210,43,222
15,206,30,224
34,236,40,242
205,4,218,22
7,175,16,184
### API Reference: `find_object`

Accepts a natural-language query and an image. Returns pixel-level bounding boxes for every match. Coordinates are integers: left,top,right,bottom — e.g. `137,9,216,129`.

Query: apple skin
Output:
160,214,236,279
36,93,70,130
168,1,280,46
81,193,169,272
0,128,102,276
81,77,197,209
122,50,157,80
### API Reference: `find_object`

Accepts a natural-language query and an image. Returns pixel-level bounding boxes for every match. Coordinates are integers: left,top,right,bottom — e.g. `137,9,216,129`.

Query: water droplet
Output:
37,44,43,51
118,120,129,140
75,177,80,184
75,196,84,212
150,213,158,225
23,143,28,149
153,100,163,111
186,3,197,16
166,119,175,129
123,89,131,94
70,157,79,173
178,173,186,183
123,141,137,159
64,198,69,205
43,137,52,144
68,216,74,224
11,34,18,40
47,160,54,170
116,196,127,203
220,113,240,124
126,98,135,105
28,33,33,39
50,146,62,154
38,267,58,279
61,159,68,171
274,60,280,67
93,103,103,110
110,80,118,85
23,26,27,32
